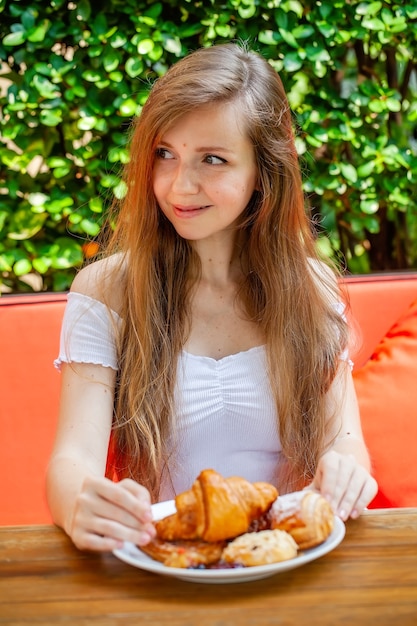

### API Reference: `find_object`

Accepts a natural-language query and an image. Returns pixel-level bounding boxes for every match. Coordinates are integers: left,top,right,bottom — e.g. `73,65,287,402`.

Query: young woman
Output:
46,42,377,552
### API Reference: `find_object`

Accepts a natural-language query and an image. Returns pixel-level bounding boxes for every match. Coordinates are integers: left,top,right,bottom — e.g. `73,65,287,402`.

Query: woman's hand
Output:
68,476,156,552
310,450,378,521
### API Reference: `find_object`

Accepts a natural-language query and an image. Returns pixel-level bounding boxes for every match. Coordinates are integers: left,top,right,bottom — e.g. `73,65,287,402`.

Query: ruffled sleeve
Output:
334,300,353,370
54,292,122,371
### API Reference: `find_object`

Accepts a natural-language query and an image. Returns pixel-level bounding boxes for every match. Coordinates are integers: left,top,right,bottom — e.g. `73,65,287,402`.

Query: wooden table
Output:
1,509,416,625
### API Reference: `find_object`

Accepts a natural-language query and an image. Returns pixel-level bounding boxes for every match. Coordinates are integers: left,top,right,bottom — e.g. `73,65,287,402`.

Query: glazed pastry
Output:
269,490,334,549
222,529,298,567
140,536,225,568
155,469,278,543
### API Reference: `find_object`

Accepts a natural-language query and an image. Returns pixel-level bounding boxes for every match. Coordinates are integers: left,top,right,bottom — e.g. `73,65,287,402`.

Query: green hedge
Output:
1,0,416,292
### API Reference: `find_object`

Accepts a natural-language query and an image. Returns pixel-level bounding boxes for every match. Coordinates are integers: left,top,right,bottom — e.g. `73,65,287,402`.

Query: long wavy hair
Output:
103,42,348,499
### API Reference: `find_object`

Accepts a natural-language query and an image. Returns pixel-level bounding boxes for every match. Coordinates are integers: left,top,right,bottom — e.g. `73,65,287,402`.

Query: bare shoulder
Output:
70,253,126,314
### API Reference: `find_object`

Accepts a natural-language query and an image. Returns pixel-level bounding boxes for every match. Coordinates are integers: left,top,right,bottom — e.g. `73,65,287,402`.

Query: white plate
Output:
113,499,345,584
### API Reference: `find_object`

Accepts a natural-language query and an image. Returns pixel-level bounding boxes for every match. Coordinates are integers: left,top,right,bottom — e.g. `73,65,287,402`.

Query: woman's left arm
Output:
310,363,378,520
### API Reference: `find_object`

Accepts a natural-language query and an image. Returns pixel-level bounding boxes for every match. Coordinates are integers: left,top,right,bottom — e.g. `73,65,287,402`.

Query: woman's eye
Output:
155,147,174,159
205,154,226,165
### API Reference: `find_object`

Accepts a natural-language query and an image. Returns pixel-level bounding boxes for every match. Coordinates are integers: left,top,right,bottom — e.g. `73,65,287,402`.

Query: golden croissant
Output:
269,490,334,549
155,469,278,543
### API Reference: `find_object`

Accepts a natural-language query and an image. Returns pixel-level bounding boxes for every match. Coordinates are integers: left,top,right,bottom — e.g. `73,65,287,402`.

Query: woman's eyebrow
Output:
157,139,235,153
195,146,234,153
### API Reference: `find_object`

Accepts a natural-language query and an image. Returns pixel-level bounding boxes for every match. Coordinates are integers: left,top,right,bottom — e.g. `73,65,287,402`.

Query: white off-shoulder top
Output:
55,292,348,501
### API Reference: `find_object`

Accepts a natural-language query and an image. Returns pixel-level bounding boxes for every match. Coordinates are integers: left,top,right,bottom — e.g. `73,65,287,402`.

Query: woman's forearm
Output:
46,453,103,535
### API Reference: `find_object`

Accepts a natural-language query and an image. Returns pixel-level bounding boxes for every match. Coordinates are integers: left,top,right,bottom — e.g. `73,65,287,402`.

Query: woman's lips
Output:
172,205,210,218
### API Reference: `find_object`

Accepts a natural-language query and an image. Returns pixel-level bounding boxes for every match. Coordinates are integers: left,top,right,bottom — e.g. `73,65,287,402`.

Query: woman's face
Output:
152,101,258,245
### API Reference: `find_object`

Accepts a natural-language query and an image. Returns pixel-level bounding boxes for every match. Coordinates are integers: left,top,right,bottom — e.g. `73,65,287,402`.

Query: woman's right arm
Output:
46,360,156,551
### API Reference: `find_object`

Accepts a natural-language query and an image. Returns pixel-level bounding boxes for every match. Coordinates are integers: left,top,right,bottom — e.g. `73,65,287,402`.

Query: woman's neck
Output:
192,232,246,288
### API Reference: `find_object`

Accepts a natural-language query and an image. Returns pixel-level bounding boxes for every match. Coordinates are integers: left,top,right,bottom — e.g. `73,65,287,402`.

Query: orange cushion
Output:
343,274,417,368
0,295,66,524
353,298,417,508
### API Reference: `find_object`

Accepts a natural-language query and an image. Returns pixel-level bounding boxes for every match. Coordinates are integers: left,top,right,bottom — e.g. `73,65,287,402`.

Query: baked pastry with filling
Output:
222,529,298,567
140,536,225,568
269,490,334,549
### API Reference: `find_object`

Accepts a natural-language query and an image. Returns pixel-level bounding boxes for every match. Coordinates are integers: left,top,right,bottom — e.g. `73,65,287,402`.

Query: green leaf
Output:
102,49,120,73
110,32,127,48
0,253,13,272
279,28,298,48
356,2,383,16
40,109,63,127
50,237,83,269
305,45,330,63
47,197,74,214
357,161,376,177
137,38,154,55
361,17,385,31
77,115,97,131
283,53,303,72
292,25,314,39
108,71,124,84
385,97,402,113
32,257,51,273
340,163,358,183
27,19,51,43
14,258,32,276
405,5,417,19
68,213,82,225
334,30,353,44
147,43,164,62
238,5,256,19
119,98,139,117
0,211,7,231
284,1,304,18
88,197,103,213
32,74,61,98
318,3,333,19
2,30,26,46
388,187,409,207
162,36,182,55
316,22,336,39
75,0,91,22
7,210,47,240
125,57,144,78
80,218,101,236
368,98,386,113
48,155,72,169
113,180,128,199
108,145,130,164
100,173,121,188
82,69,102,83
141,2,163,21
360,198,379,214
258,30,280,45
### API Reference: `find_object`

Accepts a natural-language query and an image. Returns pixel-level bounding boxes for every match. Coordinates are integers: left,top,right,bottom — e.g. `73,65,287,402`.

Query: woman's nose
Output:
171,163,199,194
